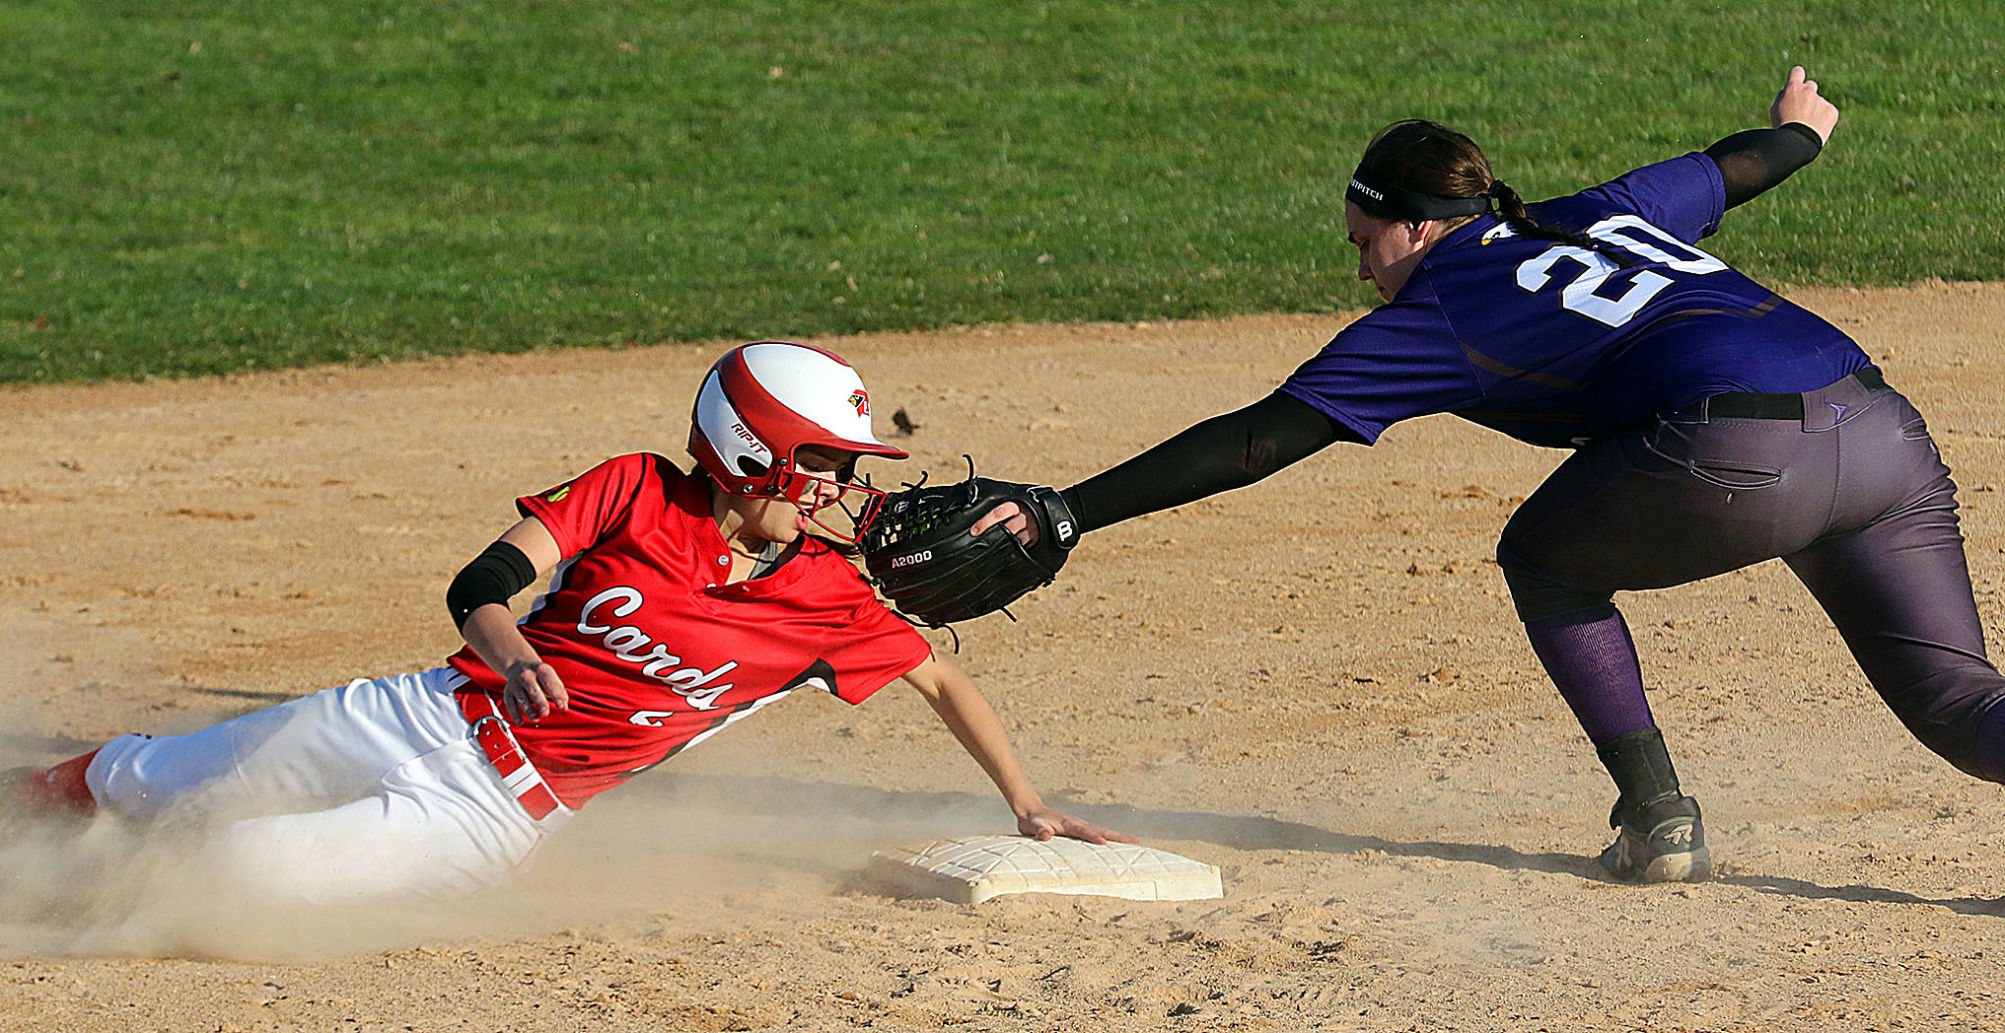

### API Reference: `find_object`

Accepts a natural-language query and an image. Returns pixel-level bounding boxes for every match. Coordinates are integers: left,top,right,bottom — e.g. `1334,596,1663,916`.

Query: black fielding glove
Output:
861,476,1079,627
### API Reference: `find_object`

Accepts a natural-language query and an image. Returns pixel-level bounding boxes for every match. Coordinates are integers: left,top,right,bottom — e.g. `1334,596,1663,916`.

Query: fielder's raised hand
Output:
1772,65,1838,144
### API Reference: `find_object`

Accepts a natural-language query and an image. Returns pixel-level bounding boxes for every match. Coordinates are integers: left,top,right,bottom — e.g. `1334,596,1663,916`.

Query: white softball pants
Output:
84,668,569,907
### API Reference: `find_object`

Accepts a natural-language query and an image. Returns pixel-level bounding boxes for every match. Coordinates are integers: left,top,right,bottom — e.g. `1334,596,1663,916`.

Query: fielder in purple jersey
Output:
977,67,2005,884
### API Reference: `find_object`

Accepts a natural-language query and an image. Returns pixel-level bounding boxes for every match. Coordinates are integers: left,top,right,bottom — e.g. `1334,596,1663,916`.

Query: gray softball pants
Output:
1496,371,2005,780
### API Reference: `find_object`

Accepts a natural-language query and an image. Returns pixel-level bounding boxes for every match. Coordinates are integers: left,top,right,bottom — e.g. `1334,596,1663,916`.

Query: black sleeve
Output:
1703,123,1824,210
1059,390,1356,534
446,540,538,630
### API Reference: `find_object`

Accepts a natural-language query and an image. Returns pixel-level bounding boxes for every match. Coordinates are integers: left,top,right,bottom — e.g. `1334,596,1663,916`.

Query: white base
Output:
869,835,1223,904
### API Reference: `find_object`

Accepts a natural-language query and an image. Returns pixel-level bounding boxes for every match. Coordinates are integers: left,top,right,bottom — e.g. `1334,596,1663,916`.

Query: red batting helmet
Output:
689,341,907,540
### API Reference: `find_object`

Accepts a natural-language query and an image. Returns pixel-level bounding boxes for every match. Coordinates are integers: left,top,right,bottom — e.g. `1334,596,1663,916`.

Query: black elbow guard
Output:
447,541,539,630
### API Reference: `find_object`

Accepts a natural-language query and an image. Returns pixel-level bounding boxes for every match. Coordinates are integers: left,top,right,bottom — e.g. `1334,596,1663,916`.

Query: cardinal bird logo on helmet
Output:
848,390,870,417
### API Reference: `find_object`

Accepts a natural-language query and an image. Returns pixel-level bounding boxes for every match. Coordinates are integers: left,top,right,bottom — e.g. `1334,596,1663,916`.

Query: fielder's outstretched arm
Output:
1704,66,1837,210
972,391,1351,543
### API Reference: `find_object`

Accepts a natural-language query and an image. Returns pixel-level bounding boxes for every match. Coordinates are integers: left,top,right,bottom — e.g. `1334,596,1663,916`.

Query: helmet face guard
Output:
689,342,907,542
777,466,890,543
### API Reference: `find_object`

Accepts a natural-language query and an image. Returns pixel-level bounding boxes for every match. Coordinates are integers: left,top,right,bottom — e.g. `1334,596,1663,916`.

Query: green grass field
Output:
2,0,2000,381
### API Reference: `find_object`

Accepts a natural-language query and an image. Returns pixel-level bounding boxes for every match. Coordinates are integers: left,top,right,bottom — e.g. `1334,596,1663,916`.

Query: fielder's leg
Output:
1781,392,2005,780
1498,410,1835,881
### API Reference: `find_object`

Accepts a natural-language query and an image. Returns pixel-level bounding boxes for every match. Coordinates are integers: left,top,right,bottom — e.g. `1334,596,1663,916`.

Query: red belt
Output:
465,693,562,821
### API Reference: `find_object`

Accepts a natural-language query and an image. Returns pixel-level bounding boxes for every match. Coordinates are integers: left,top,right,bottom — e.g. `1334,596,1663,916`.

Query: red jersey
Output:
448,453,932,807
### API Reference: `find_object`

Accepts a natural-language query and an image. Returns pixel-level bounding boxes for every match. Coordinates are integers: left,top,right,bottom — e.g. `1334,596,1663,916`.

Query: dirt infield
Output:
3,282,2003,1031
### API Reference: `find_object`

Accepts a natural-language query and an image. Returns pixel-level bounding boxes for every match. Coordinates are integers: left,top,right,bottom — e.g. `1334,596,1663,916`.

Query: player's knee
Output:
1905,722,1988,781
1975,698,2005,783
89,732,174,822
1892,686,2005,783
1496,536,1603,623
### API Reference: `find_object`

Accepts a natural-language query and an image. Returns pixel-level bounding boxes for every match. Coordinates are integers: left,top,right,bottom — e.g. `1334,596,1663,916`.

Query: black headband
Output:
1346,171,1492,222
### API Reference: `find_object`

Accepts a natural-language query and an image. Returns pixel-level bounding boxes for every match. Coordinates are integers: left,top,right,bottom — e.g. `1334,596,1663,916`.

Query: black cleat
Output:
1599,794,1711,884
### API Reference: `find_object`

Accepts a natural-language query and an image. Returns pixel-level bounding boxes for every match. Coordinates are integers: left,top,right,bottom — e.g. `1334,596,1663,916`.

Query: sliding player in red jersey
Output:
6,341,1130,909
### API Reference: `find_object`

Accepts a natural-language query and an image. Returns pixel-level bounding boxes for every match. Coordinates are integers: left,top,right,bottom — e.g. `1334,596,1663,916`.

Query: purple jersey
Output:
1280,153,1869,447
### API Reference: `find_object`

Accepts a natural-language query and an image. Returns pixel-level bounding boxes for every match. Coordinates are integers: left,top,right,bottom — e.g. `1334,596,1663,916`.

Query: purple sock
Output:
1524,607,1655,746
